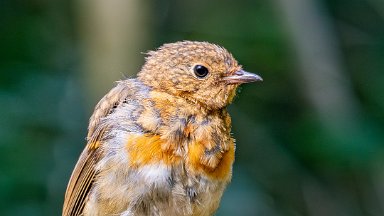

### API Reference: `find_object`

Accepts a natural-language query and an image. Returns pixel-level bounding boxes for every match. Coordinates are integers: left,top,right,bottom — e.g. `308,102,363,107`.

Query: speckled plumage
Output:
63,41,262,216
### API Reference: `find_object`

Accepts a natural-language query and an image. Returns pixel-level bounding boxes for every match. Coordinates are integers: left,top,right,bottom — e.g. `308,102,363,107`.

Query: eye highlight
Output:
193,65,209,78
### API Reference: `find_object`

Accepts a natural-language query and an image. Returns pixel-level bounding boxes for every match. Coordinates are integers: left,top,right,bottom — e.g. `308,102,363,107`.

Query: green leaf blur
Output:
0,0,383,215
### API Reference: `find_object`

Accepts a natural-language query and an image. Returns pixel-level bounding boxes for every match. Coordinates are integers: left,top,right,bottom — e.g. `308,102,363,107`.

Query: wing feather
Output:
62,147,101,216
63,82,131,216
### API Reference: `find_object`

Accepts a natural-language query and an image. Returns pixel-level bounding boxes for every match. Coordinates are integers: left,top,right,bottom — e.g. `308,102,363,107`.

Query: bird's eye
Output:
193,65,209,78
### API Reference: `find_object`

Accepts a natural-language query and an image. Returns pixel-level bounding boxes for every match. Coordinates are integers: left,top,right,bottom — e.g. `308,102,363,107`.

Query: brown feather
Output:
87,81,132,147
63,84,129,216
62,147,100,216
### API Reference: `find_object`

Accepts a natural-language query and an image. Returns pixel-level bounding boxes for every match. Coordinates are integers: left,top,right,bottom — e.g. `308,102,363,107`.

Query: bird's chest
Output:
121,163,226,216
128,112,235,215
89,107,234,215
146,108,235,180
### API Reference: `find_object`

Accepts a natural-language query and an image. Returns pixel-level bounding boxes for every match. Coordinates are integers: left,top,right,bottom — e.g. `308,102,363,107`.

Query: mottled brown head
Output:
138,41,262,110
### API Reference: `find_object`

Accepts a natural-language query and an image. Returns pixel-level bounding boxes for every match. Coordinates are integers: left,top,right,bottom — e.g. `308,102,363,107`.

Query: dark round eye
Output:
193,65,209,78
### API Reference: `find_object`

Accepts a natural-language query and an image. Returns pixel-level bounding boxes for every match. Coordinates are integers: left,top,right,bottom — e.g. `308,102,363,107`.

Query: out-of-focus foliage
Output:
0,0,383,215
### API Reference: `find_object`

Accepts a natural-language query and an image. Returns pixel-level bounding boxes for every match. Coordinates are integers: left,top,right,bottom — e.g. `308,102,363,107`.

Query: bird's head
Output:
138,41,262,110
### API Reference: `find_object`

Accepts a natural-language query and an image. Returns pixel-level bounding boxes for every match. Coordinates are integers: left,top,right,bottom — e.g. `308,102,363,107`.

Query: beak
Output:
223,70,263,84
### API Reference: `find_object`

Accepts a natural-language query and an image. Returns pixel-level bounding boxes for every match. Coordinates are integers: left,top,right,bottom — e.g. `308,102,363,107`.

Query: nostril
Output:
234,70,244,76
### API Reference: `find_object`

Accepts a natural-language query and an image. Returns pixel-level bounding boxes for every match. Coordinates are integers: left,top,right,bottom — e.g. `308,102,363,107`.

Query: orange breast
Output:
125,133,234,181
187,139,234,181
125,134,182,167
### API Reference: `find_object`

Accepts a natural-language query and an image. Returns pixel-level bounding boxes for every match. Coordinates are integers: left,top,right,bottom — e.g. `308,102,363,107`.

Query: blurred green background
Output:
1,0,384,215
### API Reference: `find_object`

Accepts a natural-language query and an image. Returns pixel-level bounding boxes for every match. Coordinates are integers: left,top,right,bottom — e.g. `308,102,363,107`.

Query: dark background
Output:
1,0,384,215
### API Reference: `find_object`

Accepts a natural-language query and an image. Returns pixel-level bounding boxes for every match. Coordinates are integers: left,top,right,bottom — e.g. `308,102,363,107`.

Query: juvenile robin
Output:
63,41,262,216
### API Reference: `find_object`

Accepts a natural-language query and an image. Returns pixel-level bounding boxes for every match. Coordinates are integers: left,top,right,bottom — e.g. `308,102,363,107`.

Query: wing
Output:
62,146,101,216
63,82,132,216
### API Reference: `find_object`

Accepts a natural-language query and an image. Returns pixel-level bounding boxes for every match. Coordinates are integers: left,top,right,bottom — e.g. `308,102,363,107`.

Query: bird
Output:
63,41,262,216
